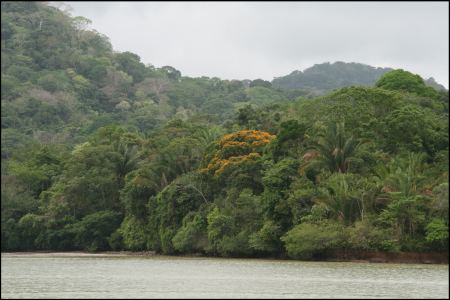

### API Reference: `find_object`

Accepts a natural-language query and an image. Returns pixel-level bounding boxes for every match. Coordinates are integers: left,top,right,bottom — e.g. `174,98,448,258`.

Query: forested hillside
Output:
1,2,448,259
271,62,392,93
272,61,447,96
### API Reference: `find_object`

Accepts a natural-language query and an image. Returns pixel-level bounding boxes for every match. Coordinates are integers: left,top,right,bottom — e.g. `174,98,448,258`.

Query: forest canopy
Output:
1,2,448,259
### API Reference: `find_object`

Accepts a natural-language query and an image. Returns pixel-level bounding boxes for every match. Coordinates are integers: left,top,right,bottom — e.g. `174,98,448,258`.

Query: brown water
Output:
1,253,448,298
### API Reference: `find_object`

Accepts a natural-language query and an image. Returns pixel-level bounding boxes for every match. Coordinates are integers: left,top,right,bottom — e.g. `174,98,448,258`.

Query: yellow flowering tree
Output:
201,130,275,178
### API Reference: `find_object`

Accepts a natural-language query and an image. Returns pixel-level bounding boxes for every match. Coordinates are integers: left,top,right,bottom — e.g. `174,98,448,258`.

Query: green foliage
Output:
249,79,272,88
273,61,392,92
282,221,348,259
120,169,156,219
269,120,307,160
1,74,22,100
249,220,282,253
378,194,428,247
261,158,299,231
70,210,122,251
347,220,399,252
263,158,299,191
205,189,263,257
207,206,234,255
172,212,208,253
1,219,22,251
37,72,70,92
1,2,448,259
376,69,438,98
383,105,447,155
246,86,287,106
309,122,364,173
293,86,403,142
425,218,448,250
1,176,38,221
429,183,449,221
114,52,147,83
107,230,124,251
118,215,148,251
152,176,206,254
17,213,46,250
8,144,68,197
34,216,77,251
315,173,365,225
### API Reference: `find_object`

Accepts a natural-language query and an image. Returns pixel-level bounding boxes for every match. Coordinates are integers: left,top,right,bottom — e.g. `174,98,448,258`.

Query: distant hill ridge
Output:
272,61,446,93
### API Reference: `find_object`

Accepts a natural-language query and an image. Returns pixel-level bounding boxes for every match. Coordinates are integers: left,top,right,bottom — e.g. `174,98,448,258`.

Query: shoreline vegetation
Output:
2,2,448,261
2,251,448,264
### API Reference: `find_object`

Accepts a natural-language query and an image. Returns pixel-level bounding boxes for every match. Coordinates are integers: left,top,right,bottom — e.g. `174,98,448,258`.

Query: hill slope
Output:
272,61,446,94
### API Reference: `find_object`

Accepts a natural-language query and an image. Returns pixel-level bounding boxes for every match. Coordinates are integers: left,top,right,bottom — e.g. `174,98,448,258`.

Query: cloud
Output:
64,1,449,87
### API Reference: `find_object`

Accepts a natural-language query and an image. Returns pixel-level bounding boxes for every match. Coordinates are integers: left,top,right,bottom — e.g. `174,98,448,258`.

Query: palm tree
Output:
193,126,224,148
316,173,361,225
375,152,426,197
376,153,428,238
114,142,141,181
309,122,363,173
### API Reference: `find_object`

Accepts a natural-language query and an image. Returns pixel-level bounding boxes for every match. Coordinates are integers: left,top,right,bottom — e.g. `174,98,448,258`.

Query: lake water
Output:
1,253,448,299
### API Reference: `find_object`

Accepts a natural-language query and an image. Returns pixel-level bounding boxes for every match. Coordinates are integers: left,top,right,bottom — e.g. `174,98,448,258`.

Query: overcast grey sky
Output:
61,2,448,87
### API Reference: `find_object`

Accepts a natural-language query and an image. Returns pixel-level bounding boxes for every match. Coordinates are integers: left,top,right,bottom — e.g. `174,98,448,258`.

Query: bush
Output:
118,215,148,251
218,230,253,257
249,220,282,253
348,220,399,252
281,221,347,259
71,210,122,251
17,213,46,250
425,218,448,250
172,212,208,253
1,219,21,251
108,230,124,251
206,206,234,254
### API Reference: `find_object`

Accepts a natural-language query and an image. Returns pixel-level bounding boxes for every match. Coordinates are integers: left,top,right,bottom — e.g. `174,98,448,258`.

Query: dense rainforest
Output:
1,2,449,260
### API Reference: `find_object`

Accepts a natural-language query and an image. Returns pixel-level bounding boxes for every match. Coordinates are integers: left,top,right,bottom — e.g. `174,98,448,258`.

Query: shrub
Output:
281,221,347,259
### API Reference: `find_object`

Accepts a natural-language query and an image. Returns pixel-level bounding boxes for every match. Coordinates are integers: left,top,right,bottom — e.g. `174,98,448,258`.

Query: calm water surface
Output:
1,253,448,298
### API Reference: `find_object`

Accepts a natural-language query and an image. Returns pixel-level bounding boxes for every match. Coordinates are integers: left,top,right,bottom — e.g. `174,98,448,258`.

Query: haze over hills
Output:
425,77,448,91
271,61,447,94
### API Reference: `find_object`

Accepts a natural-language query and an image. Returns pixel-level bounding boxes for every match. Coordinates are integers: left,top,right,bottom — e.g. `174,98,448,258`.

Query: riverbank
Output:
2,250,448,264
1,251,157,257
325,250,449,264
